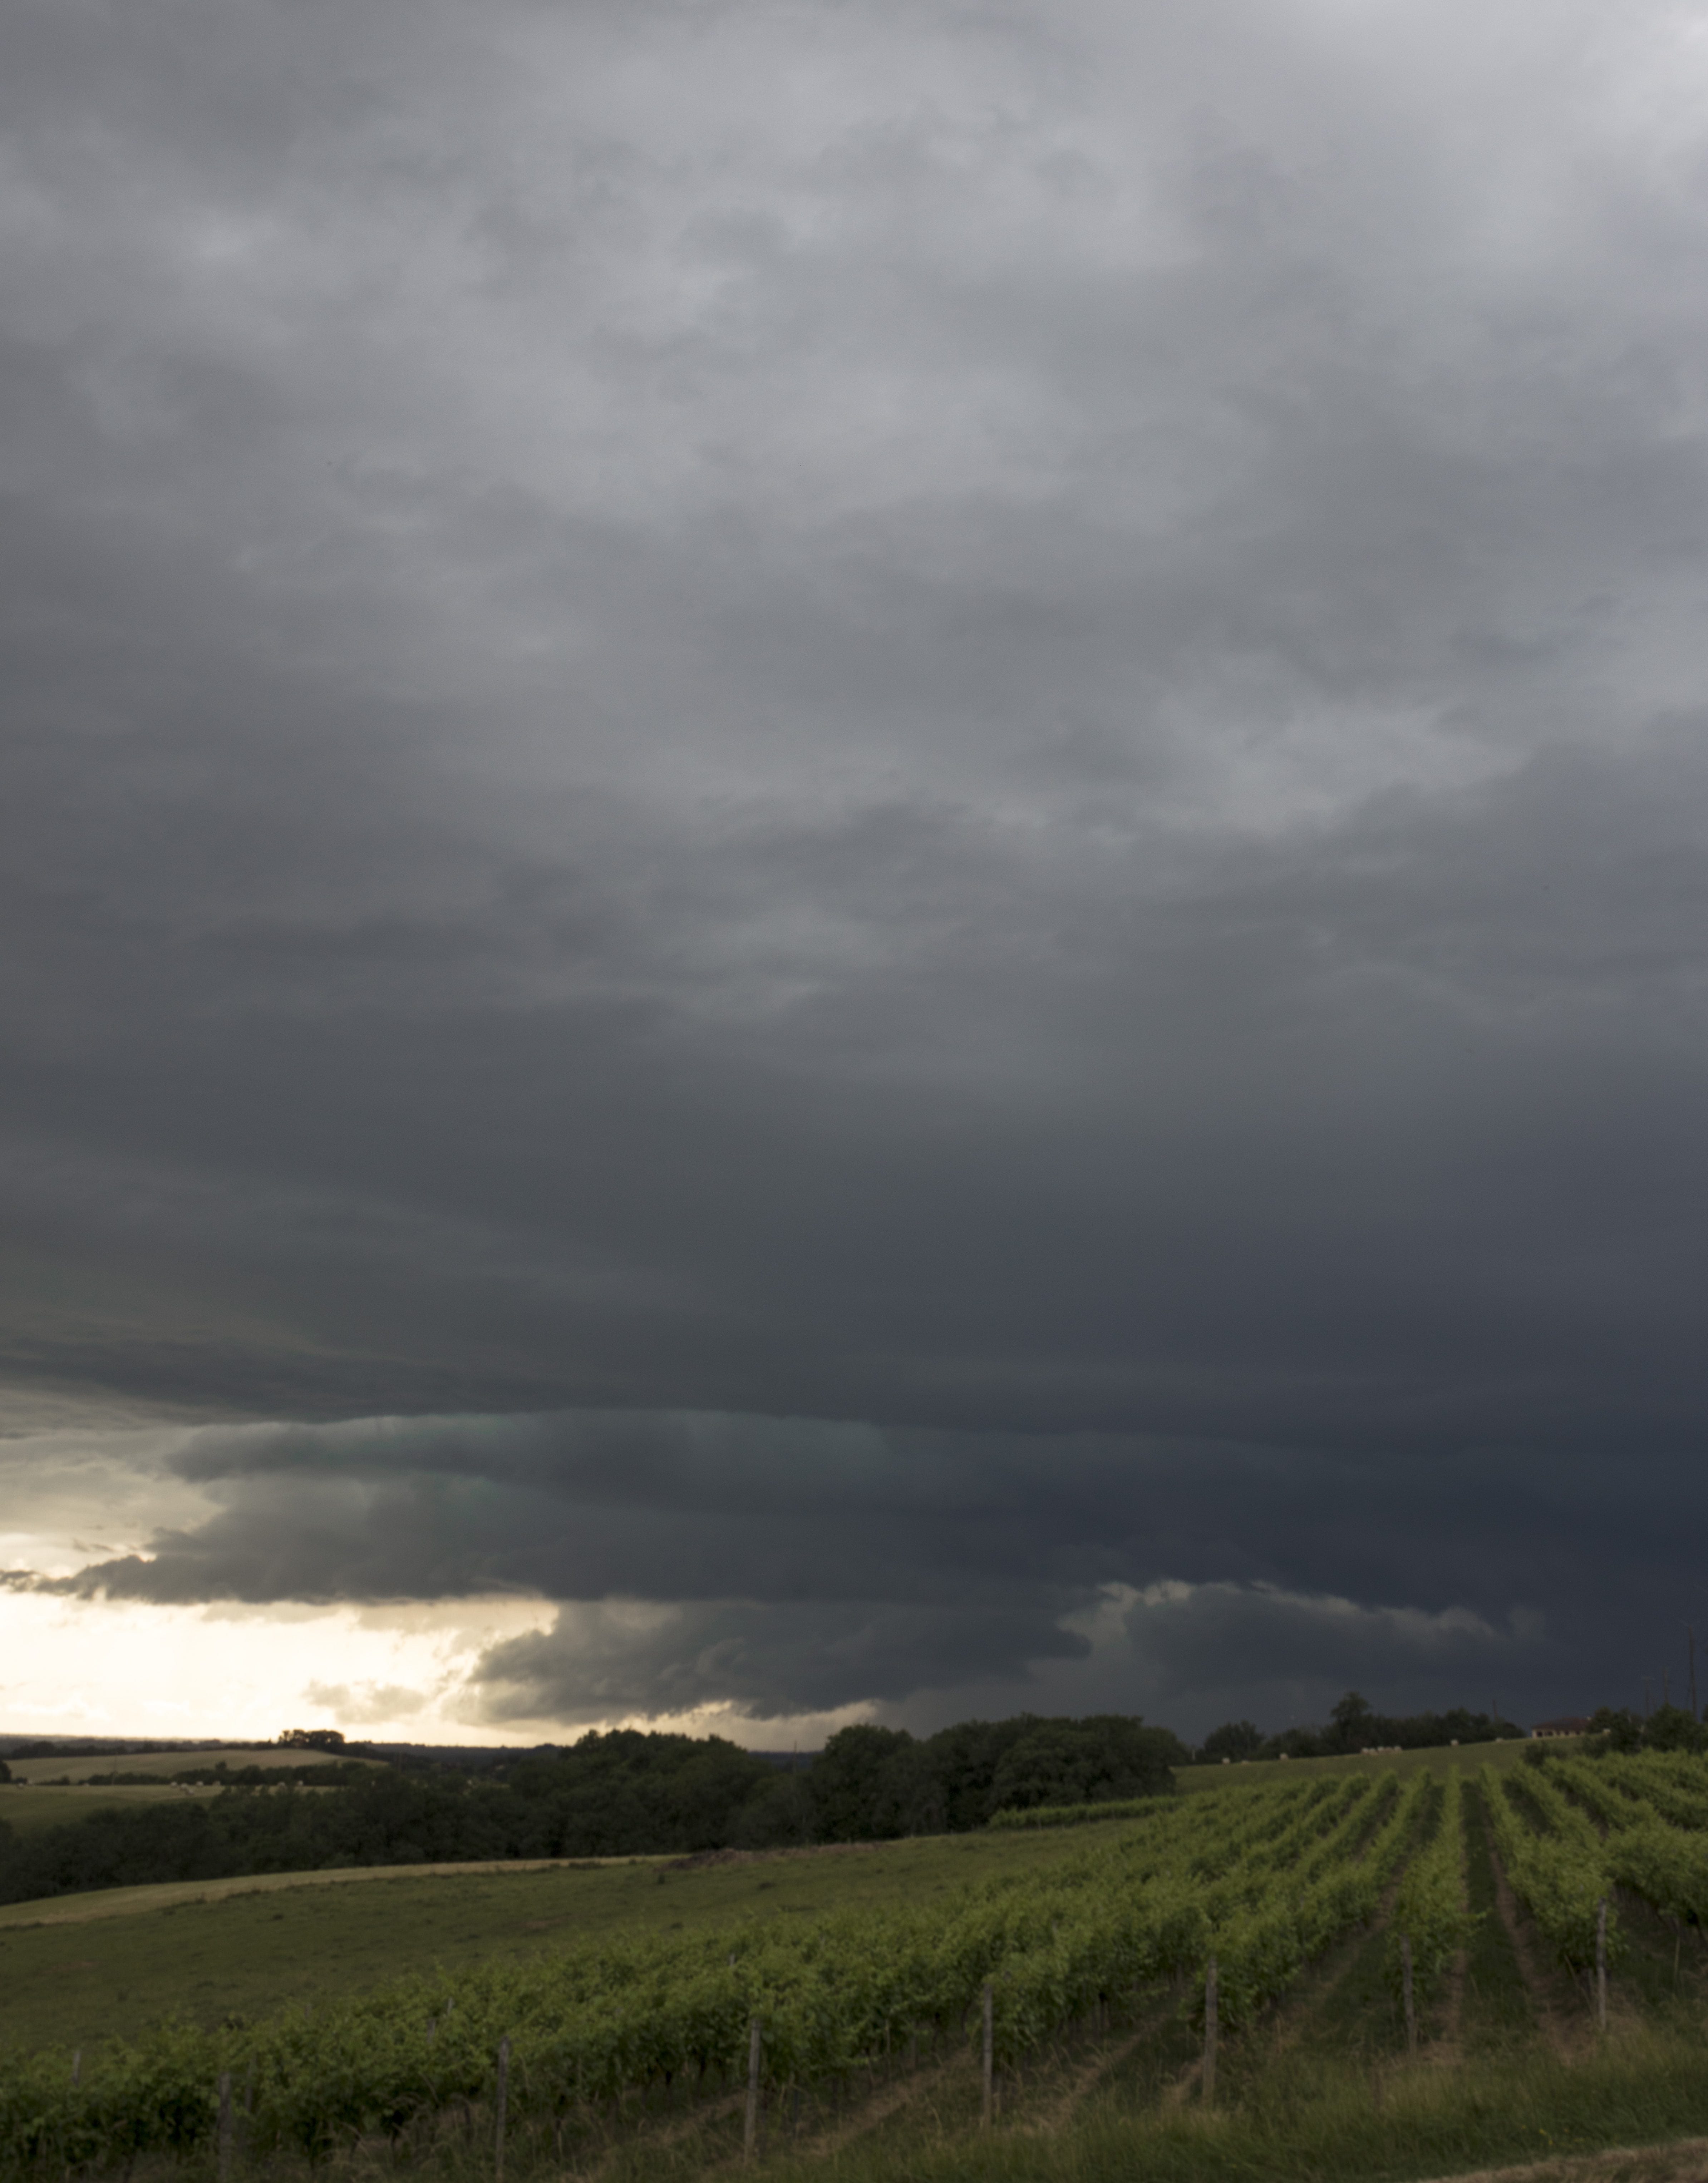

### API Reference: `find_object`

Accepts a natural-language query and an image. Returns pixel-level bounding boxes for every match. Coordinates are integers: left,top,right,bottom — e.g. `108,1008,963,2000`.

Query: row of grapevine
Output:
1388,1772,1476,1999
1000,1777,1389,2056
1548,1758,1640,1834
1605,1823,1708,1929
991,1795,1208,1831
1209,1772,1428,2029
1481,1765,1616,1968
1227,1780,1370,1884
1548,1757,1708,1927
1599,1753,1708,1832
0,1776,1423,2173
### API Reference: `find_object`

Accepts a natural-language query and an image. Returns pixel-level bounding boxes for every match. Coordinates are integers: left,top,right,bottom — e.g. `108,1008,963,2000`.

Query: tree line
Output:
1195,1690,1527,1762
1583,1702,1708,1754
0,1713,1185,1904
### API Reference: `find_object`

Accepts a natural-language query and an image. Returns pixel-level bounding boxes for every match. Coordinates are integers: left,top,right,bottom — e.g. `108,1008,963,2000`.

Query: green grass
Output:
0,1785,225,1836
1176,1738,1574,1794
0,1822,1138,2054
5,1748,365,1786
0,1744,373,1834
733,2028,1708,2183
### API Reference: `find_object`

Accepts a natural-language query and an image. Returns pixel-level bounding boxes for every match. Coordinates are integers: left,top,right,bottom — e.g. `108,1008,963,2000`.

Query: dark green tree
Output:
917,1718,1041,1831
1585,1706,1643,1753
1326,1692,1376,1753
1642,1704,1706,1754
986,1716,1181,1812
807,1725,926,1842
729,1773,814,1848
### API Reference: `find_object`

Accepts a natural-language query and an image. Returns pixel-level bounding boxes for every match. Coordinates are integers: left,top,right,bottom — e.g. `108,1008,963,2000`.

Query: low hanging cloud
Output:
468,1598,1091,1726
459,1582,1538,1733
28,1405,1678,1729
1112,1582,1541,1733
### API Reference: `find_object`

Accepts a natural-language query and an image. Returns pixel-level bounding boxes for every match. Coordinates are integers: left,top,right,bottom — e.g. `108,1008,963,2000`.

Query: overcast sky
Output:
4,0,1708,1747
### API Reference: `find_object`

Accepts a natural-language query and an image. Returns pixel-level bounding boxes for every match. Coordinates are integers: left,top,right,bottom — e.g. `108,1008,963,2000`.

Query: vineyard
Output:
8,1749,1708,2181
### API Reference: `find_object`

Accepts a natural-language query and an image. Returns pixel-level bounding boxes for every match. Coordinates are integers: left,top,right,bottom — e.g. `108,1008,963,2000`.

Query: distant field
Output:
0,1821,1140,2053
5,1745,376,1785
0,1782,225,1835
1175,1735,1576,1792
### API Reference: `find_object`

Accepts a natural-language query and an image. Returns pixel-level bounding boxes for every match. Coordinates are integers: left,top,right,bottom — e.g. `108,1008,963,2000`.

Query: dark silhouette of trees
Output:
0,1711,1187,1905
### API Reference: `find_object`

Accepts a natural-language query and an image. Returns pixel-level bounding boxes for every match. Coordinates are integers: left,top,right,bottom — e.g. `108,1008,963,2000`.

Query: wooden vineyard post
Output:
744,2017,762,2160
1401,1934,1417,2055
70,2051,82,2089
217,2072,233,2183
1596,1900,1608,2032
1203,1958,1218,2108
981,1981,994,2128
494,2037,510,2183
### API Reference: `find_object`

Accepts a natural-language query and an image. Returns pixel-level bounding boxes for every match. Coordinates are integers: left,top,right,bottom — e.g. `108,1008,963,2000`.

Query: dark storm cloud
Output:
473,1599,1094,1725
6,0,1708,1727
39,1407,1699,1724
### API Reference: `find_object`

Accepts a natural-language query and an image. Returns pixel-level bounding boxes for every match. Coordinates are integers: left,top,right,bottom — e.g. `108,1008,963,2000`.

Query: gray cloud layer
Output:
5,0,1708,1730
34,1407,1677,1729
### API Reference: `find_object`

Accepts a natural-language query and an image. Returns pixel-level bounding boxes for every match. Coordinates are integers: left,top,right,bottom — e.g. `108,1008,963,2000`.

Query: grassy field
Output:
0,1784,226,1836
4,1746,373,1785
1,1744,378,1835
1175,1736,1577,1793
740,2027,1708,2183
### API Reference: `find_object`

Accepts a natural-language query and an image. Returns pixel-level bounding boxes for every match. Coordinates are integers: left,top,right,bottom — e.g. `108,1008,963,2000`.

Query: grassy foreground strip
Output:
743,2030,1708,2183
